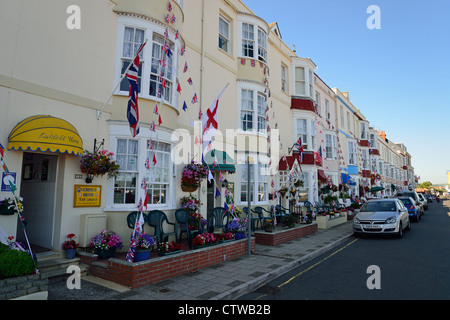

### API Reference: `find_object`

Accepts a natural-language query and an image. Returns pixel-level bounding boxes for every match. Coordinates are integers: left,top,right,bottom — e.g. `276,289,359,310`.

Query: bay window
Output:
240,88,266,133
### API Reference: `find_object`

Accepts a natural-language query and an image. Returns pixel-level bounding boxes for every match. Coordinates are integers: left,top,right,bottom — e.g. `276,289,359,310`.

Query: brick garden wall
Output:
81,237,255,289
254,223,317,246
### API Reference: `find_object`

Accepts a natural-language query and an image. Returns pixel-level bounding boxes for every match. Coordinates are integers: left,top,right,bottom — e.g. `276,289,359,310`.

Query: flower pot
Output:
158,250,182,256
234,232,246,240
65,248,77,259
134,249,151,262
0,206,15,216
95,247,116,259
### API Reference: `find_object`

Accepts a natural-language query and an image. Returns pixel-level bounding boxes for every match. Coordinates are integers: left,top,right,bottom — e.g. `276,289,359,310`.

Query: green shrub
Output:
0,247,36,278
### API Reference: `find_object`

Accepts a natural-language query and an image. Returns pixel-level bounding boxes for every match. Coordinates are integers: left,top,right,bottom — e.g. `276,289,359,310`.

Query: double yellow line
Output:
254,238,359,300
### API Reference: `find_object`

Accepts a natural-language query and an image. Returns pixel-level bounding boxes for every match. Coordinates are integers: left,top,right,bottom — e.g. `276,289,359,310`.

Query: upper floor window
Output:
348,141,357,165
315,92,321,116
240,89,266,133
325,134,337,160
325,99,330,121
219,16,230,53
295,67,306,96
120,27,145,92
116,17,179,108
257,28,267,62
360,123,368,140
281,64,288,93
242,23,254,58
241,22,267,62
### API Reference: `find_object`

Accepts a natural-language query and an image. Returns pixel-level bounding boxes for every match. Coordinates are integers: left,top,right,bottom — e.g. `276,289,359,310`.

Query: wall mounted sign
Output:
73,185,101,207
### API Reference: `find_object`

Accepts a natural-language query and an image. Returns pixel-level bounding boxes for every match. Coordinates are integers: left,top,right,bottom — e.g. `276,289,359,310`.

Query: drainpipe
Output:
200,0,206,109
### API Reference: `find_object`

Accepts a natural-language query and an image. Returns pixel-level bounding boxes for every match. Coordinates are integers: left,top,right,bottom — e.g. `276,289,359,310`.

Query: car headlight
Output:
385,217,397,224
353,217,360,223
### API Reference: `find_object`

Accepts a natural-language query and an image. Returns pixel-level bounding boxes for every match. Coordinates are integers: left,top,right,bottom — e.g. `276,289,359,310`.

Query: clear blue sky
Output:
243,0,450,185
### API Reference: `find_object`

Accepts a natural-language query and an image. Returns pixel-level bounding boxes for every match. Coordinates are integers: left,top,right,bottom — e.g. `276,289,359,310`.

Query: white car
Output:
353,198,411,238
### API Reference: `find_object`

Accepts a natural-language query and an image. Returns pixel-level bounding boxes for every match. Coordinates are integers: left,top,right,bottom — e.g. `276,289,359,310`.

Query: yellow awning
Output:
8,115,84,156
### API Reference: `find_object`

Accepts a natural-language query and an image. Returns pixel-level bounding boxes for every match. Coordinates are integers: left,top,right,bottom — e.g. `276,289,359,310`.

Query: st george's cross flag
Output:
126,42,146,137
202,84,228,137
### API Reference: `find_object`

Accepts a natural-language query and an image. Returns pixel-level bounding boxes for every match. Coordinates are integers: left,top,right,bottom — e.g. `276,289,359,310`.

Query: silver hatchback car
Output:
353,198,411,238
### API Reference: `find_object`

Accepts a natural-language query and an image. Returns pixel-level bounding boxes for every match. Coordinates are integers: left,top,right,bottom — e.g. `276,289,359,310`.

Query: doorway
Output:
17,152,58,251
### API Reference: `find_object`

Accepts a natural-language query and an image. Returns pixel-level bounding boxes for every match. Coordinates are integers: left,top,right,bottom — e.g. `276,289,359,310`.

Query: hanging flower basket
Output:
80,150,120,183
181,183,198,192
0,197,23,216
180,161,208,192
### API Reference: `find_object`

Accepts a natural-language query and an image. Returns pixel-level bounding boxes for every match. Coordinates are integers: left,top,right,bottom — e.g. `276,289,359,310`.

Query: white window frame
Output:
348,141,357,165
114,15,180,109
238,163,268,205
219,15,230,53
106,124,176,211
238,83,267,135
281,64,288,93
295,67,306,96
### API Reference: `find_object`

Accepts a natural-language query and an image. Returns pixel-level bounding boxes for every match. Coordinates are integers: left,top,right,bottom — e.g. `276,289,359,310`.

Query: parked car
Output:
398,197,420,222
417,193,428,211
396,191,424,216
424,194,432,203
353,198,411,238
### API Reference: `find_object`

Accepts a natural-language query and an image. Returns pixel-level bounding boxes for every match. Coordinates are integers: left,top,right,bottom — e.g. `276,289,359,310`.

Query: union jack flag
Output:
180,47,185,56
126,42,146,137
192,93,198,104
219,172,224,182
171,14,176,23
295,137,304,163
187,78,193,85
145,157,150,170
183,62,188,73
126,210,145,262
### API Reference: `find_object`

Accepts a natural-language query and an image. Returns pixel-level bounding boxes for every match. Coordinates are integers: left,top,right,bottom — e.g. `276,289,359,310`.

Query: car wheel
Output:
397,223,403,238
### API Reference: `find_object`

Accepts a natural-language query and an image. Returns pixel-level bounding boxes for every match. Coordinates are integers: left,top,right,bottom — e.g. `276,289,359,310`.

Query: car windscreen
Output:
398,192,417,201
360,201,396,212
399,198,412,205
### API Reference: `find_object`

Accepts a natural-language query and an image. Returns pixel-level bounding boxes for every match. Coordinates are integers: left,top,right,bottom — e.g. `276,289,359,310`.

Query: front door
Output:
18,152,58,250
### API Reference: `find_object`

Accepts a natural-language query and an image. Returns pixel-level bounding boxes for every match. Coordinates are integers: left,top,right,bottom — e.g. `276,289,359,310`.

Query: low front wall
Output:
80,237,255,289
0,274,48,300
316,215,347,229
254,223,317,246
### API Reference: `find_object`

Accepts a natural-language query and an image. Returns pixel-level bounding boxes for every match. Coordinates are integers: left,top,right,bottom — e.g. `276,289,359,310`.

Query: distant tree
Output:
418,181,433,189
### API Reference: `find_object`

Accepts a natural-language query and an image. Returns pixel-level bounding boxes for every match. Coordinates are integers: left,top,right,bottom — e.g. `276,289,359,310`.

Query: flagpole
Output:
96,40,148,120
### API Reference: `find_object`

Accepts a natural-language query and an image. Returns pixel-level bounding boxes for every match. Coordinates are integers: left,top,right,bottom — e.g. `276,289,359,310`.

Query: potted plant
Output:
227,218,248,240
89,230,123,259
0,196,23,216
180,194,201,215
181,161,209,192
133,233,155,262
217,232,235,243
282,214,297,228
192,232,218,248
263,219,275,232
187,213,208,231
80,149,120,183
278,186,288,197
61,233,79,259
158,241,183,256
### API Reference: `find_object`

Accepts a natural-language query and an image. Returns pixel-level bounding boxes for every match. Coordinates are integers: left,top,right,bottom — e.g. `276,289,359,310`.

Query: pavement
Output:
47,221,354,300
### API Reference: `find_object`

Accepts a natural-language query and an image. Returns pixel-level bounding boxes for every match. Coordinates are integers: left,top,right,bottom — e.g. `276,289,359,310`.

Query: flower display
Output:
159,241,183,253
181,161,209,191
187,213,208,231
0,196,23,213
89,230,123,250
217,233,235,241
80,149,120,178
192,232,217,247
135,233,155,250
180,194,201,214
227,218,248,233
62,233,79,250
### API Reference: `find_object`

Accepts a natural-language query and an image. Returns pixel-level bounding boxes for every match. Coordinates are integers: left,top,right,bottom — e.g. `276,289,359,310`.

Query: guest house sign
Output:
73,185,101,207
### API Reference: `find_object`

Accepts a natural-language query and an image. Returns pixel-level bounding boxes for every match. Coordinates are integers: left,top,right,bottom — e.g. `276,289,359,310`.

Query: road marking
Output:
254,238,359,300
